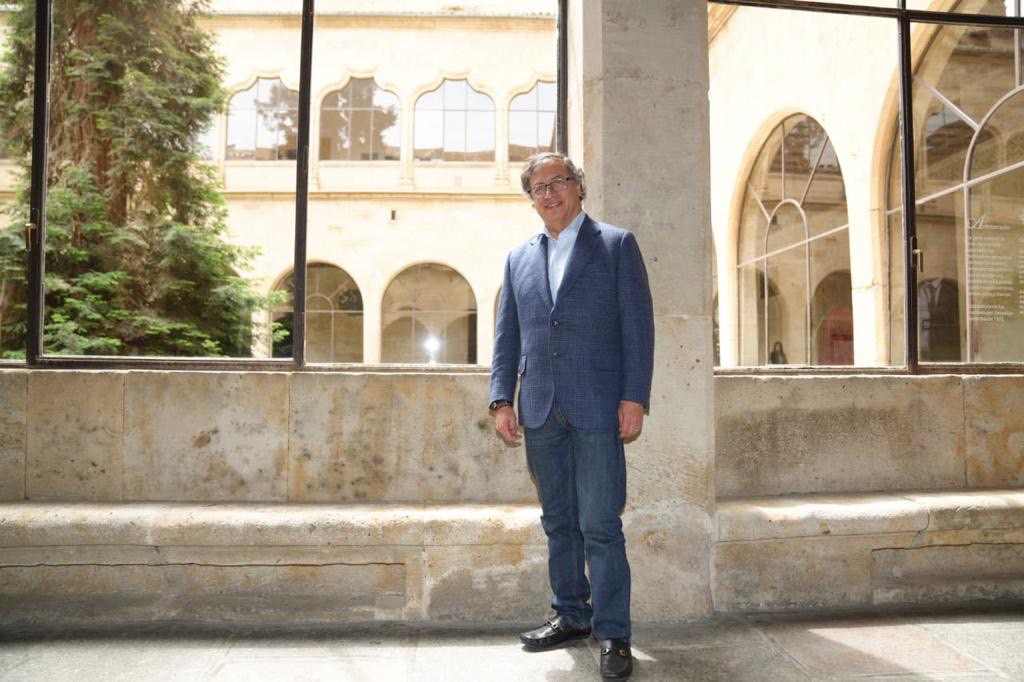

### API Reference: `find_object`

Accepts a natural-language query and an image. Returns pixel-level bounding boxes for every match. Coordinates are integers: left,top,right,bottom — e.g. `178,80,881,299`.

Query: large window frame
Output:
14,0,568,370
713,0,1024,375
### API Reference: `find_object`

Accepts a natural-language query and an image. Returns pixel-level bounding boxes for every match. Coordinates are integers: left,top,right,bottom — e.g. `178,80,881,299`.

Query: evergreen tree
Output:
0,0,270,357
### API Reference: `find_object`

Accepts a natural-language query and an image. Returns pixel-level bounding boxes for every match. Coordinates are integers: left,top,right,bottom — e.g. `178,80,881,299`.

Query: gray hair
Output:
520,152,587,200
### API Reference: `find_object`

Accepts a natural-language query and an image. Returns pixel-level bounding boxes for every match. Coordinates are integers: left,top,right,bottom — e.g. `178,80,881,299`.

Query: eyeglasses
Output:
529,176,575,198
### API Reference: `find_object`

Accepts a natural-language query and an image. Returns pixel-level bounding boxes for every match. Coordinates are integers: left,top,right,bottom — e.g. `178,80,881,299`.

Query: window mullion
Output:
292,0,316,367
26,0,53,365
897,7,920,372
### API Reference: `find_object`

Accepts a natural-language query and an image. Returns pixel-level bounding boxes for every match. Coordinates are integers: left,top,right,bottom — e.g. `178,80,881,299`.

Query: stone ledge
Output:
713,489,1024,613
0,501,546,549
717,489,1024,542
0,502,549,625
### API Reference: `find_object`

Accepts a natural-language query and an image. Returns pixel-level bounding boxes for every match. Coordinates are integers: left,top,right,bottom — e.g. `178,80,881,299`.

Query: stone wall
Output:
716,374,1024,498
6,369,1022,505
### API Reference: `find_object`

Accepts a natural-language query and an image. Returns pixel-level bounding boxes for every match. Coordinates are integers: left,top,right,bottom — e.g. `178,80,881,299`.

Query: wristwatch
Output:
489,399,512,411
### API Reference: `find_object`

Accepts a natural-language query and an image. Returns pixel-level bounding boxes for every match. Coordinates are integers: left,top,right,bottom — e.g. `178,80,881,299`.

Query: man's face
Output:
528,159,582,235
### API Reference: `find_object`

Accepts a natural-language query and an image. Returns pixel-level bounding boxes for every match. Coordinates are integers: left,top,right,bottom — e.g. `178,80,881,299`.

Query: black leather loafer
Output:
519,614,592,650
600,638,633,679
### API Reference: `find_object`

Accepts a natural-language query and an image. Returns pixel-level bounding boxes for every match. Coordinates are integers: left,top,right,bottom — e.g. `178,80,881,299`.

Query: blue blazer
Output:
489,214,655,430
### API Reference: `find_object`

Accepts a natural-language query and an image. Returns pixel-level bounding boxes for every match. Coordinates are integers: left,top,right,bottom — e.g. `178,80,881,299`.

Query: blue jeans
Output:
524,404,631,642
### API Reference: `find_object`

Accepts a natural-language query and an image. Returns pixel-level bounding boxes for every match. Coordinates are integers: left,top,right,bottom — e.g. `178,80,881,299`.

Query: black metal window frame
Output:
14,0,569,371
712,0,1024,376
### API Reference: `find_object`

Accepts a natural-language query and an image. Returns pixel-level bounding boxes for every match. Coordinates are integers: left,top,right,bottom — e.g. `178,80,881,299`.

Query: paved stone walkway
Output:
2,606,1023,680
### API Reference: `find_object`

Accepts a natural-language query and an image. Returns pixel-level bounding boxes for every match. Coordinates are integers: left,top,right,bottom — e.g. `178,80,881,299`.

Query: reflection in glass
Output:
509,81,557,162
810,232,853,365
381,263,477,364
272,264,363,363
895,18,1024,362
227,77,300,160
414,80,495,161
737,114,851,365
319,79,400,161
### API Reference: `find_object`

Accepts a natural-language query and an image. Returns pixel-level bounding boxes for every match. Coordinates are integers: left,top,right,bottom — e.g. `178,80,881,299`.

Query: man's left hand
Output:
618,400,645,441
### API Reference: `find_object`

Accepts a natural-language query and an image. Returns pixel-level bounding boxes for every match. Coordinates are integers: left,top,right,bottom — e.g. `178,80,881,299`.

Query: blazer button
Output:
552,351,560,358
552,320,560,327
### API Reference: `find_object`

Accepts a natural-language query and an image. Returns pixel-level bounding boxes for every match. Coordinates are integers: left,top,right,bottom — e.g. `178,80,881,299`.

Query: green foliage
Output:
0,0,270,357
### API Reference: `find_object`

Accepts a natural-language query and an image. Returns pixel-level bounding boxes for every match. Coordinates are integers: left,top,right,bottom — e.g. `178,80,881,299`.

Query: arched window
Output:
414,80,495,161
509,81,556,162
226,77,299,161
272,264,363,363
736,114,852,366
381,263,477,364
888,15,1024,363
319,78,400,161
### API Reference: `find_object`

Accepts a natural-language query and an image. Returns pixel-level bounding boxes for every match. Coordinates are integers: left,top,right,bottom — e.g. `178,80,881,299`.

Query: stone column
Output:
570,0,714,621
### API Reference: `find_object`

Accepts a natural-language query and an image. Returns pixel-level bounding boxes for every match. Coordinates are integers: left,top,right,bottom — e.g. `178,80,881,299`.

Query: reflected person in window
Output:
488,153,654,680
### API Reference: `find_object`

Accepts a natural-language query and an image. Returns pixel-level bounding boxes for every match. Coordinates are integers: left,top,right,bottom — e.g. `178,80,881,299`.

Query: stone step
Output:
714,489,1024,613
0,502,548,626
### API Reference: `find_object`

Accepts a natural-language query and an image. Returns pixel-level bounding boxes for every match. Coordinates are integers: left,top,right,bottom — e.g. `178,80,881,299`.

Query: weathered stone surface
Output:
716,375,966,497
0,562,406,623
0,502,429,548
964,376,1024,488
123,372,289,501
717,493,928,542
873,543,1024,585
26,372,124,500
420,504,544,546
422,545,548,621
288,372,534,503
713,534,919,612
626,502,713,621
632,315,714,510
902,489,1024,532
0,371,27,501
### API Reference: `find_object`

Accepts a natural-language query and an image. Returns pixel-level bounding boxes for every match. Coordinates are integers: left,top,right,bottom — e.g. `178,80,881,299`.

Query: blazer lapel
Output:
554,215,599,305
527,233,554,311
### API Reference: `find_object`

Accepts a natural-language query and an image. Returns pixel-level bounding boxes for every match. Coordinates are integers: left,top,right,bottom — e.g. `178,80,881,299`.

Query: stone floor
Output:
1,606,1023,681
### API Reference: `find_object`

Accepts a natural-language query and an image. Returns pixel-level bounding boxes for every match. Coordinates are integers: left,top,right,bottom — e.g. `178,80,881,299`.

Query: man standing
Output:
489,152,654,680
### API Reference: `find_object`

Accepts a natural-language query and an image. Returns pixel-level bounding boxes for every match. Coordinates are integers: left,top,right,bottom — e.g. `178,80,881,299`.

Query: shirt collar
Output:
542,211,585,242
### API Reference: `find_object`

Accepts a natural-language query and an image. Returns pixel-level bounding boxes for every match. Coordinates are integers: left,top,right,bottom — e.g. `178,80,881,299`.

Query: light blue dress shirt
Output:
543,211,585,304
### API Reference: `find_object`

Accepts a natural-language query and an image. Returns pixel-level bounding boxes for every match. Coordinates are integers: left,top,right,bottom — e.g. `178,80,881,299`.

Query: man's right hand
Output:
494,405,522,444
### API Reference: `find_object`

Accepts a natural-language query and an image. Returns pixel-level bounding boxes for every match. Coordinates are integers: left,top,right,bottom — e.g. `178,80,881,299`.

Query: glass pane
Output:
915,23,1016,134
917,194,966,362
967,166,1024,361
804,140,849,237
444,110,468,156
888,211,906,366
737,265,764,366
766,202,806,255
381,264,477,364
444,79,468,109
466,111,495,159
782,115,822,202
319,104,350,160
0,4,33,361
946,0,1020,15
810,230,853,365
969,90,1024,179
737,188,767,266
912,19,1024,363
767,244,808,365
747,126,784,208
414,110,444,160
39,1,299,358
417,85,443,110
537,81,557,111
509,111,538,161
350,109,373,161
